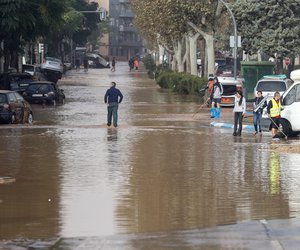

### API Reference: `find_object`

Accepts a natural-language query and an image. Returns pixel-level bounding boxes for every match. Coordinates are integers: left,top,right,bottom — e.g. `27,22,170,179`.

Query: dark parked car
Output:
0,72,33,93
0,90,33,124
23,81,65,105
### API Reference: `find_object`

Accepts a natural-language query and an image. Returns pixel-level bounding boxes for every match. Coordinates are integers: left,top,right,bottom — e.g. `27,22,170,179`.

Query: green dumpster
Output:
241,61,275,99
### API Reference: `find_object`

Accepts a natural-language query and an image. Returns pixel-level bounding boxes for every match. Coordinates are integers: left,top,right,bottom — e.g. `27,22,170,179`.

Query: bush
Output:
142,54,156,78
156,71,207,95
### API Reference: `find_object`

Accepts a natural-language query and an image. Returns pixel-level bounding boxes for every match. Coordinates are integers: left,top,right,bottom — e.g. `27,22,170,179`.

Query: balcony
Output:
119,11,134,18
119,26,136,32
111,39,143,47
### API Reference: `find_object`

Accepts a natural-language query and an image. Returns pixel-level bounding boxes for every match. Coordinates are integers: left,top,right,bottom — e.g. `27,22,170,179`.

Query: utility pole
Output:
219,0,238,80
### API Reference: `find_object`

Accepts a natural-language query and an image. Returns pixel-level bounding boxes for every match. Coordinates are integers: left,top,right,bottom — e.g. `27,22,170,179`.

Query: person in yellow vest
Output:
267,92,282,139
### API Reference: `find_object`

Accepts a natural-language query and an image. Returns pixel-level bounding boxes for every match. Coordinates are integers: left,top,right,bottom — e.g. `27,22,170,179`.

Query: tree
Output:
233,0,300,71
131,0,229,76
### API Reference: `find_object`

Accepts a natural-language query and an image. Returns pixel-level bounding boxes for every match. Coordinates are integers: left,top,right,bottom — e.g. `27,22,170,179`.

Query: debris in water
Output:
0,177,16,185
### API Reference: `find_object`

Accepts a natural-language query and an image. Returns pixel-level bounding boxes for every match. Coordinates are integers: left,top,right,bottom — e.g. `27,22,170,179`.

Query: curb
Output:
210,121,255,131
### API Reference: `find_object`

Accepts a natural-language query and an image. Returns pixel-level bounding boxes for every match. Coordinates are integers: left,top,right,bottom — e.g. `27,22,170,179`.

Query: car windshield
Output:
257,81,287,92
46,57,61,63
27,84,52,93
222,84,237,95
0,94,6,103
217,65,233,73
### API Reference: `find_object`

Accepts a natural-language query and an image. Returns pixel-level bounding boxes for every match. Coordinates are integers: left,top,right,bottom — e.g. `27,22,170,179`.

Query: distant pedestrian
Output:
129,57,134,71
134,57,139,70
75,59,80,71
111,57,116,72
233,90,246,136
83,57,88,72
205,74,214,106
252,91,267,135
267,92,282,139
104,82,123,128
210,77,223,118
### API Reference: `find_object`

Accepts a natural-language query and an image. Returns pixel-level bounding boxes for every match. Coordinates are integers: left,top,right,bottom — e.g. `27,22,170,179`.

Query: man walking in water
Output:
104,82,123,127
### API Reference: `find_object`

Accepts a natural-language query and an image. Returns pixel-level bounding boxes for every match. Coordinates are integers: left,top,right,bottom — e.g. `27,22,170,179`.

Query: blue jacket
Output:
104,87,123,104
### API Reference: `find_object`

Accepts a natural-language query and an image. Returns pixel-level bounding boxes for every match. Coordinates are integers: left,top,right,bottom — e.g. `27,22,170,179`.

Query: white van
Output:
254,75,293,100
218,76,244,107
279,70,300,136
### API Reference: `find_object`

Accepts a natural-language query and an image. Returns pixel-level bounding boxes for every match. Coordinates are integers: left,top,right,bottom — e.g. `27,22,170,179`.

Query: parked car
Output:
0,90,33,124
41,57,64,82
0,72,33,94
254,75,293,119
278,70,300,137
22,64,46,81
215,64,234,76
23,81,65,106
218,76,244,107
254,75,293,99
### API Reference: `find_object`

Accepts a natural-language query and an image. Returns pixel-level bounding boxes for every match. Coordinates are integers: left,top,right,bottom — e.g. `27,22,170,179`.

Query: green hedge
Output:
156,71,207,95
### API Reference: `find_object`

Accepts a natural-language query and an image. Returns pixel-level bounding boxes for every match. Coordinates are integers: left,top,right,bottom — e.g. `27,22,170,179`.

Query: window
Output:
8,93,17,103
257,81,287,92
0,94,6,103
14,93,24,102
110,48,114,56
283,86,296,105
296,85,300,102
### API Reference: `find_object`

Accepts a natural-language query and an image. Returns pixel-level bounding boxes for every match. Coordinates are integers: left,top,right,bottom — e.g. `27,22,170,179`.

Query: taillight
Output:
3,104,9,109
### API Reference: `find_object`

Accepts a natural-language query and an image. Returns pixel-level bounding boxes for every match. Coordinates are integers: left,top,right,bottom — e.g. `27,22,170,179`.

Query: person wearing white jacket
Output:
233,90,246,136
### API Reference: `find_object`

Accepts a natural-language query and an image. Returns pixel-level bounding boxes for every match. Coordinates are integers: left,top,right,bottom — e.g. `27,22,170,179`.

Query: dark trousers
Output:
107,103,118,127
234,112,243,135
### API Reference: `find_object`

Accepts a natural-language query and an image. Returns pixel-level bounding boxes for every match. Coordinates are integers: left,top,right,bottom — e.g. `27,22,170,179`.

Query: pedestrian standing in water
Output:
233,90,246,136
210,77,223,118
111,57,116,72
252,90,267,135
104,82,123,128
267,91,282,139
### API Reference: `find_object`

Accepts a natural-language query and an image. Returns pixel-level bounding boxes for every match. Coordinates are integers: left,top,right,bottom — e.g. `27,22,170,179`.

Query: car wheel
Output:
280,119,293,137
27,113,33,124
10,114,16,124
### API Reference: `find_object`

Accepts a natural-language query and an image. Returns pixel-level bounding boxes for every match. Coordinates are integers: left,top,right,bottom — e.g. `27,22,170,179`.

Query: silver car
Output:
41,57,64,81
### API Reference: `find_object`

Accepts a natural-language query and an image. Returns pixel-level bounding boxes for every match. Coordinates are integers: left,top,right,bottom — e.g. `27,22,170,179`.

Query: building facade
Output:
109,0,144,61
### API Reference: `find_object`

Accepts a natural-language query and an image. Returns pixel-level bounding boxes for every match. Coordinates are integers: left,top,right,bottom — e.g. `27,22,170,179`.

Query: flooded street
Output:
1,63,300,248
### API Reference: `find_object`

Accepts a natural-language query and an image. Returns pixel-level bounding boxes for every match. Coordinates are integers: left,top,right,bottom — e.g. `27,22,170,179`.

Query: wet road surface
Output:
1,63,300,249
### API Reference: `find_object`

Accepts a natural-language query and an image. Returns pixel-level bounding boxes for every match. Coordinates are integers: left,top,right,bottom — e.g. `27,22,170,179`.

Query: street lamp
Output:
218,0,238,80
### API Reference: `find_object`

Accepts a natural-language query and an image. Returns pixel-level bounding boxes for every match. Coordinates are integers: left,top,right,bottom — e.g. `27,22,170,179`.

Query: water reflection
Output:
0,66,300,243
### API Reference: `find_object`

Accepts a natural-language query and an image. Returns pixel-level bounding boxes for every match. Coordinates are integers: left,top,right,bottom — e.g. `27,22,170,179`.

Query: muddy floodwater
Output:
1,63,300,247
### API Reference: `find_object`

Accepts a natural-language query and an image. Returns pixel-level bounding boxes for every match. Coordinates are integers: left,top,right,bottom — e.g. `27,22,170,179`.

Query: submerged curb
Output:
210,121,255,131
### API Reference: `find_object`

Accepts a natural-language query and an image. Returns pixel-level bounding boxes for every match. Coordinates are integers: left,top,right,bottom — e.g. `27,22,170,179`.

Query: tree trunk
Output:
187,22,215,77
158,44,164,65
174,38,185,72
206,34,215,77
185,35,191,73
189,33,200,75
171,55,177,71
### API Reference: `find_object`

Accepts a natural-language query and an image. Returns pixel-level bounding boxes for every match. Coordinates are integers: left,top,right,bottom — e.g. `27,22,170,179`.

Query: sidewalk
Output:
2,218,297,250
